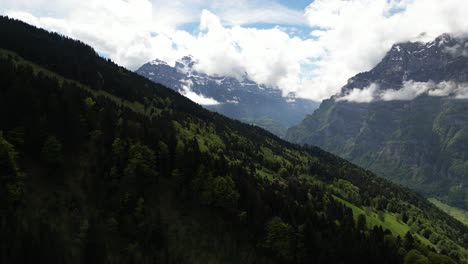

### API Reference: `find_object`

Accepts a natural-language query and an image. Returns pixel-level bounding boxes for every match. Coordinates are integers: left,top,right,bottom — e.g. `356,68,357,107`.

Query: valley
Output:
0,4,467,263
287,34,468,213
429,198,468,226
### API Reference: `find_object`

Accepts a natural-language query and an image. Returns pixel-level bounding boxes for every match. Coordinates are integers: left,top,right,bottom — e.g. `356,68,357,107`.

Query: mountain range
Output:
1,16,467,263
287,33,468,211
136,56,319,137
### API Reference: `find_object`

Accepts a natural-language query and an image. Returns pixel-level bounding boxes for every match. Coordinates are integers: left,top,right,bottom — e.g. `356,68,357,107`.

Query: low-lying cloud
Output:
336,83,379,103
179,79,221,105
338,81,468,103
444,42,468,58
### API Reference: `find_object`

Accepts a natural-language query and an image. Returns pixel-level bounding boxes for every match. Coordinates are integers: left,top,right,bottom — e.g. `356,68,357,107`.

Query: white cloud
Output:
179,79,221,105
337,83,379,103
338,81,468,102
4,0,158,69
381,81,431,101
299,0,468,100
428,81,468,99
1,1,314,86
184,10,321,94
1,0,468,101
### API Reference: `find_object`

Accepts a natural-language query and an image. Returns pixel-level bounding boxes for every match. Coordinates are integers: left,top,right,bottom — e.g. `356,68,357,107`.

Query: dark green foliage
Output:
427,252,457,264
0,16,465,264
0,131,24,205
124,143,157,181
263,217,295,262
41,135,63,165
201,176,240,209
0,131,17,176
402,212,409,223
404,249,430,264
357,214,367,230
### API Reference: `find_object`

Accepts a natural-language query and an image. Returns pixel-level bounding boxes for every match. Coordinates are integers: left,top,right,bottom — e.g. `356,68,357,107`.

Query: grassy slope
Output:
333,196,433,246
429,198,468,226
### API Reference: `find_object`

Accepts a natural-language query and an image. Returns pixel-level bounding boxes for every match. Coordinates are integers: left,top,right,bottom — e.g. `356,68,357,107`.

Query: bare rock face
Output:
340,33,468,93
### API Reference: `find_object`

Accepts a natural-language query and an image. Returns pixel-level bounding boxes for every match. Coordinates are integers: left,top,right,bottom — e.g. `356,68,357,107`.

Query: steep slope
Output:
136,56,319,137
0,17,466,264
287,34,468,210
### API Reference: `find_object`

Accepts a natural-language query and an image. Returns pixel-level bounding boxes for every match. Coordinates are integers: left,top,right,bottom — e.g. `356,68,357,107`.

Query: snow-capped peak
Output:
149,58,168,66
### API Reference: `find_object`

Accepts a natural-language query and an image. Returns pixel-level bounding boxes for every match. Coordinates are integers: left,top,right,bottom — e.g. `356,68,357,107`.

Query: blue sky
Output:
277,0,312,10
181,21,314,40
178,1,316,40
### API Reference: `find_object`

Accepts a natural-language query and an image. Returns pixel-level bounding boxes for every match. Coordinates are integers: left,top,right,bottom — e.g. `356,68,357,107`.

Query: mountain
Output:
0,17,467,263
136,56,319,137
287,34,468,211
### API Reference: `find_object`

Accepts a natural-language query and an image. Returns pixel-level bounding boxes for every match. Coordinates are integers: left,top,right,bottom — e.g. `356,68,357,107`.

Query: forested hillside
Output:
0,17,466,264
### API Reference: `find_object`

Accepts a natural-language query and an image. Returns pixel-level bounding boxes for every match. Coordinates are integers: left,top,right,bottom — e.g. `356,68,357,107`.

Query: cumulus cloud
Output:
299,0,468,100
337,83,379,103
4,0,158,69
338,81,468,103
187,10,321,93
179,79,221,105
1,1,316,90
1,0,468,101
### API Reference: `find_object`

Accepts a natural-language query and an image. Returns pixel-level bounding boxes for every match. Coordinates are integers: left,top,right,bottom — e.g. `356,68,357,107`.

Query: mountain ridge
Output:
136,55,319,137
287,33,468,211
338,33,468,96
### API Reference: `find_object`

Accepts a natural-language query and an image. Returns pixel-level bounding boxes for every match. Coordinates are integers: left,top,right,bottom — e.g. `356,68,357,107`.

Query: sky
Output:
1,0,468,101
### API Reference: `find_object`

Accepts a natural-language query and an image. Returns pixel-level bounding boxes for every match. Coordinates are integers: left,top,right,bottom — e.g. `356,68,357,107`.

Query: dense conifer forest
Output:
0,17,467,263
